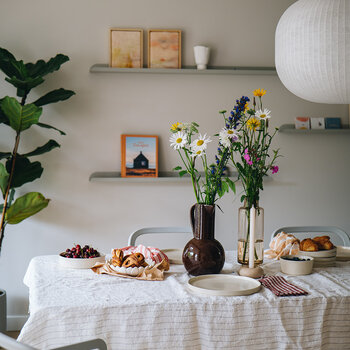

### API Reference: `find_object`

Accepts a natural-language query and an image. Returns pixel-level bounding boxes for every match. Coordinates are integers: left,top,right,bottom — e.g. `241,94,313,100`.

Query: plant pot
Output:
237,204,264,266
182,203,225,276
0,289,6,332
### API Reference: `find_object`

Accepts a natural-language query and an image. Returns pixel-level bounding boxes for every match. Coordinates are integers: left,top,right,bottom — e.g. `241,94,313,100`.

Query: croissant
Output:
313,236,334,250
300,238,318,252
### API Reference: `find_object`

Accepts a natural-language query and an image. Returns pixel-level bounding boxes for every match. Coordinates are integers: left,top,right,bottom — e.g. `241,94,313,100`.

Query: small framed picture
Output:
110,28,143,68
121,135,158,178
148,29,181,68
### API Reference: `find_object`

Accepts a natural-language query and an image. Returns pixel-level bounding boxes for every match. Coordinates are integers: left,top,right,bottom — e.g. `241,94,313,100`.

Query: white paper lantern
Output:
275,0,350,104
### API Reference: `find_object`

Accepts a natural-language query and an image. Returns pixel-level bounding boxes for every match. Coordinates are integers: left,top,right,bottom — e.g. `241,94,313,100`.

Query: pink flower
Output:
271,165,279,174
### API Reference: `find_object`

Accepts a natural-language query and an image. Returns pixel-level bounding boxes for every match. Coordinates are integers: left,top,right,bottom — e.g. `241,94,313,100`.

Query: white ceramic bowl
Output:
298,247,336,258
280,255,314,276
58,254,105,269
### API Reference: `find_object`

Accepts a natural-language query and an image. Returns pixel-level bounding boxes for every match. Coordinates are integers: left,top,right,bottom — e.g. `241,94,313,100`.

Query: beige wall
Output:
0,0,349,328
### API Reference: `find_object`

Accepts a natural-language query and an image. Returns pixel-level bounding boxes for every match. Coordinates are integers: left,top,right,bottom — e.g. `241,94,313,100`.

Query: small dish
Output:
187,275,261,296
280,255,314,276
162,249,183,264
336,246,350,261
58,254,105,269
298,247,336,258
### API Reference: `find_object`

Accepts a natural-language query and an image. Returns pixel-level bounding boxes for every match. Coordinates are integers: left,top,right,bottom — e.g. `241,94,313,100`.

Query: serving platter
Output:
298,247,336,258
188,275,261,296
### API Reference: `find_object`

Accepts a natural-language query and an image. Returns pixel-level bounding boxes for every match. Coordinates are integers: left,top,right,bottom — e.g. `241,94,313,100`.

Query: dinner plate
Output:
298,247,336,258
162,249,183,264
188,275,261,296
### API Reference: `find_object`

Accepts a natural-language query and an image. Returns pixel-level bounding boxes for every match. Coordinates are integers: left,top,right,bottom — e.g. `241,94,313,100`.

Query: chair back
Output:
271,226,350,246
127,227,192,248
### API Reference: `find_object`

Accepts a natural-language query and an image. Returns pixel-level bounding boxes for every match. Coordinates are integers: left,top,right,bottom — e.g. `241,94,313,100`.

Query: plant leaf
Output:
6,157,43,188
173,166,182,171
225,177,236,193
0,163,9,197
5,192,49,224
22,140,60,157
36,122,66,135
33,88,75,107
179,170,187,177
25,54,69,77
0,48,18,78
5,76,44,95
1,97,42,131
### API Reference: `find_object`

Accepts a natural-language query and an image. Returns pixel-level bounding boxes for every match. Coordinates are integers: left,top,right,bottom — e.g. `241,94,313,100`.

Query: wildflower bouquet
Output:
228,89,280,209
225,89,280,265
169,121,236,205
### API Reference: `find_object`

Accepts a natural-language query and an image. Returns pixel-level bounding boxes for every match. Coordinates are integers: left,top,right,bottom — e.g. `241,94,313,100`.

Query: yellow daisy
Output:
253,89,266,97
246,117,261,131
244,102,249,112
170,122,183,132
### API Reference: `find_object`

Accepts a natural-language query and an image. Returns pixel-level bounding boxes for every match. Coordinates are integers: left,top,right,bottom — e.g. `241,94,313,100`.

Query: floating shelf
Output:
279,124,350,134
90,64,277,76
89,171,238,183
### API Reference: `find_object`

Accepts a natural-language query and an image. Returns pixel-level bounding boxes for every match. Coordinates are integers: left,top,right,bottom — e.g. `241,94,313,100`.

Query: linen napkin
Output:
259,275,308,296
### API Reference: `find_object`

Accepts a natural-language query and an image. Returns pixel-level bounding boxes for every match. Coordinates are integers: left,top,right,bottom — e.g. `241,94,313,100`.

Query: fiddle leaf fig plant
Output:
0,47,75,252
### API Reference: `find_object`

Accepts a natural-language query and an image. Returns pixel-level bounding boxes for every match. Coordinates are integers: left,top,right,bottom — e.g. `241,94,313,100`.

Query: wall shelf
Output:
90,64,277,76
89,171,238,183
279,124,350,134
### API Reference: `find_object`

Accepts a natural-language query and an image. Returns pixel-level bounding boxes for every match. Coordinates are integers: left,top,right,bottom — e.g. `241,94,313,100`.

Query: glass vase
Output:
237,204,264,266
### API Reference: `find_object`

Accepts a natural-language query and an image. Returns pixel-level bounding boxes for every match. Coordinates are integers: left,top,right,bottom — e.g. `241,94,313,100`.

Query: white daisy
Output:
169,131,188,150
255,108,271,120
190,133,212,152
220,136,231,148
219,128,238,142
190,149,205,158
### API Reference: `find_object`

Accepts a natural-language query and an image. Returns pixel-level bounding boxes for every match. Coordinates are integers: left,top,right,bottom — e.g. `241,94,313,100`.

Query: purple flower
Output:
271,165,279,174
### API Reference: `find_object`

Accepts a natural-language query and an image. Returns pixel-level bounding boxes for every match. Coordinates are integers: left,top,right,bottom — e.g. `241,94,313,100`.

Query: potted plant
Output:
0,47,75,331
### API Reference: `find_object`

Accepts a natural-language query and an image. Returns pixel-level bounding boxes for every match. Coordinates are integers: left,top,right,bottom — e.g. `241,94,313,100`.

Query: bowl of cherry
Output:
59,244,105,269
280,255,314,276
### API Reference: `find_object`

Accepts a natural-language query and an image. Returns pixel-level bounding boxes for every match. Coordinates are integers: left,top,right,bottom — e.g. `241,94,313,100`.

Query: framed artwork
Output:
148,29,181,68
121,135,158,177
110,28,143,68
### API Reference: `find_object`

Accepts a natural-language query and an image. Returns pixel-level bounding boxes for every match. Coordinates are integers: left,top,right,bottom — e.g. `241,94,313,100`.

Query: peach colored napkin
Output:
91,259,169,281
264,232,300,259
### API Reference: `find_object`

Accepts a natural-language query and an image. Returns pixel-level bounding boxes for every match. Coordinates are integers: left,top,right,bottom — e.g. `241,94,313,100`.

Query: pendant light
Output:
275,0,350,104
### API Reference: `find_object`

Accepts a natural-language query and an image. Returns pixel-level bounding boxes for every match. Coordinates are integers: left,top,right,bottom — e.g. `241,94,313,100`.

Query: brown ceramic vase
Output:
182,203,225,276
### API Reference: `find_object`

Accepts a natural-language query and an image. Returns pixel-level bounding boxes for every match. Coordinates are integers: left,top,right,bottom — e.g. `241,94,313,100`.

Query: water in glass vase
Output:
237,239,264,265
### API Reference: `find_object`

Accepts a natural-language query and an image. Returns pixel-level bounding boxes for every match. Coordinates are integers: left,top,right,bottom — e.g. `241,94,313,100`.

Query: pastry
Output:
312,236,334,250
300,238,318,251
122,254,141,268
111,249,124,267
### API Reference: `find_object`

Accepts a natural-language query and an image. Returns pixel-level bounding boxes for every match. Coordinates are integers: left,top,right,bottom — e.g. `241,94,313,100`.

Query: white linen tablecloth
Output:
18,254,350,350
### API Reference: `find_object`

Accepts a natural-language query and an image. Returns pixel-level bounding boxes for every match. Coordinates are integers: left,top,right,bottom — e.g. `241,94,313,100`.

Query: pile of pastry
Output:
300,236,334,251
110,249,148,268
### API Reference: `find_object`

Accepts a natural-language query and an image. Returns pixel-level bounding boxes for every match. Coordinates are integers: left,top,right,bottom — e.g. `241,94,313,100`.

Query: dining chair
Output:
0,333,107,350
271,226,350,246
127,227,192,247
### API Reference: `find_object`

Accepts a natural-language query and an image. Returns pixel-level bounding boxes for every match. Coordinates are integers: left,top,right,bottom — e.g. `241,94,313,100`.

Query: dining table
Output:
18,252,350,350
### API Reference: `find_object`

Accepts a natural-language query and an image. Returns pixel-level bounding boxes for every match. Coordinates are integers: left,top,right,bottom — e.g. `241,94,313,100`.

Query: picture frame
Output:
121,135,158,178
110,28,143,68
148,29,181,68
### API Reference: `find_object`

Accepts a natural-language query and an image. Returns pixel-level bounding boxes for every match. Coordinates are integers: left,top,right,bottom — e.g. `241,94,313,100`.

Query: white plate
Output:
162,249,183,264
298,247,336,258
188,275,261,296
58,254,105,269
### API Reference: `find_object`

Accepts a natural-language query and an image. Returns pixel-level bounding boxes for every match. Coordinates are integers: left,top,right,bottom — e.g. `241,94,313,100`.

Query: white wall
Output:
0,0,349,329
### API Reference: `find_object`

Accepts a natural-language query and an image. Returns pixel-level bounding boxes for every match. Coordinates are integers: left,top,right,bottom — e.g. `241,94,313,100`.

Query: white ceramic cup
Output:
193,46,210,70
